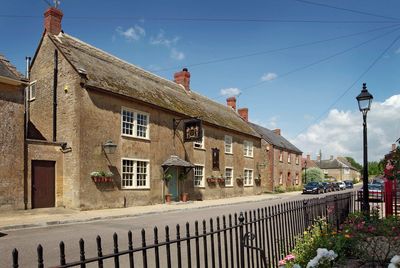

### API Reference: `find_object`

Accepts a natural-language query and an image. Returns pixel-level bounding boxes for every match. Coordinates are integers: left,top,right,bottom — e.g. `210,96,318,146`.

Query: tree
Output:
368,161,383,176
302,167,324,183
345,157,362,172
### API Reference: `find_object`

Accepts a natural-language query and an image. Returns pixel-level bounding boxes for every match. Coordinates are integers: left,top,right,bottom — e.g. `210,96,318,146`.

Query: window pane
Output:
122,110,134,135
122,159,134,187
136,161,147,187
136,113,148,138
225,168,233,186
194,166,203,186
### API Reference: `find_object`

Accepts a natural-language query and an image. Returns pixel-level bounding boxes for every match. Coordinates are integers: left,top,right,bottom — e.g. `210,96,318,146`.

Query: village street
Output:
0,188,356,267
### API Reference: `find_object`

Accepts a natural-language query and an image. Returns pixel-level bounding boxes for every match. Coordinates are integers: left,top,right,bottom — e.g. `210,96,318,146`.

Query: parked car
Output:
344,180,354,189
331,182,340,191
357,183,384,202
321,182,333,193
303,182,324,194
337,181,346,190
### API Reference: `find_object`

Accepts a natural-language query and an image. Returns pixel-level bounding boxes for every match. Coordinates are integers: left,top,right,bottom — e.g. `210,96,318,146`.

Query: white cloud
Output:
261,72,278,81
116,25,145,41
293,94,400,163
150,30,179,47
220,87,241,97
253,116,279,130
395,47,400,54
170,48,185,60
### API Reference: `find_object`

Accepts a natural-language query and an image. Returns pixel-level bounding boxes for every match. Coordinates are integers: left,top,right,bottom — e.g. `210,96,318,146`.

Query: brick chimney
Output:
44,7,63,35
306,154,311,161
273,129,281,136
226,97,237,111
174,68,190,91
238,108,248,122
392,144,397,151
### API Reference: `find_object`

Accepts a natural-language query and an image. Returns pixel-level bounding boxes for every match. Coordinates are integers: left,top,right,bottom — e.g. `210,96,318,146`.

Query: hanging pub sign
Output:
184,119,203,142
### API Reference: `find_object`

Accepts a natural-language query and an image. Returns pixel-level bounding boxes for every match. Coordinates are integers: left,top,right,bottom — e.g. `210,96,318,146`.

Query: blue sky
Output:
1,0,400,162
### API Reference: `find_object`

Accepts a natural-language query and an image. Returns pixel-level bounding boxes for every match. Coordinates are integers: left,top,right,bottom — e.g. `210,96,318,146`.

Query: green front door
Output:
167,168,179,201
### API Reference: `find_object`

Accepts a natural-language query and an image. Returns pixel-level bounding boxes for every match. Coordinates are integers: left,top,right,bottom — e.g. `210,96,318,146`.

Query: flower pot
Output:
180,193,189,202
165,194,172,204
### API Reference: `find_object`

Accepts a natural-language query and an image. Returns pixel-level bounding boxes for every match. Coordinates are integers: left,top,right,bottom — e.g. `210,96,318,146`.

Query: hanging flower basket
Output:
236,177,244,186
217,178,225,185
254,178,261,185
91,171,114,183
207,177,217,184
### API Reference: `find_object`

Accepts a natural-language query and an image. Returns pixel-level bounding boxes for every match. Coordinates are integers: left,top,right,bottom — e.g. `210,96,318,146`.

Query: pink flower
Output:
285,254,295,261
278,259,286,266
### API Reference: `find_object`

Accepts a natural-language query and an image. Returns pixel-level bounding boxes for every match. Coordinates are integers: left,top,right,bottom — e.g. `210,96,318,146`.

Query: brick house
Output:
21,7,266,210
0,54,28,210
316,156,361,181
249,122,303,191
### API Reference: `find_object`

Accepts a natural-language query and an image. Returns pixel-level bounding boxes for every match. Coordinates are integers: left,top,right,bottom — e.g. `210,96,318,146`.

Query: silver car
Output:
337,181,346,190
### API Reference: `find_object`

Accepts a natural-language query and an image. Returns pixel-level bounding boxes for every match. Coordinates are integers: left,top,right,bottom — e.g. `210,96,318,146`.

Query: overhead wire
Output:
294,30,400,137
238,26,400,91
153,23,400,72
292,0,400,22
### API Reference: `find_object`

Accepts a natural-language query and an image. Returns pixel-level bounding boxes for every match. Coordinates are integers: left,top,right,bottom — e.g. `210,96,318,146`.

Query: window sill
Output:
225,152,233,155
194,147,206,151
225,185,234,188
121,134,151,142
244,155,254,159
121,187,151,190
194,186,206,189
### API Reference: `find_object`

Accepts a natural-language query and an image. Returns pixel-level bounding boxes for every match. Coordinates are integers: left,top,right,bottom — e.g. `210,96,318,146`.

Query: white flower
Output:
391,255,400,264
293,265,301,268
307,248,337,268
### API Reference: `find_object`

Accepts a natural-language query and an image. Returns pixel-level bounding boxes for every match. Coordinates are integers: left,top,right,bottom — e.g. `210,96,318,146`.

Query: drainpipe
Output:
53,50,58,142
23,56,31,210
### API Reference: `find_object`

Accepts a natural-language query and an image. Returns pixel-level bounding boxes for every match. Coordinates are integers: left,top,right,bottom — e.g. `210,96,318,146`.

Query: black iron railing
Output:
11,192,356,268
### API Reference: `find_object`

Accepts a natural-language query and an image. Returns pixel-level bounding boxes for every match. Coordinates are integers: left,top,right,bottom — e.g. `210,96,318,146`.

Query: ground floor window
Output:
244,169,253,186
194,165,204,187
225,167,233,186
121,158,150,189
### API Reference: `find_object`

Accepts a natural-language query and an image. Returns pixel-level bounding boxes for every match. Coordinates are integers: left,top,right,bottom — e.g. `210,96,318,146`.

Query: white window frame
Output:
244,169,253,186
121,107,150,139
121,158,150,189
279,151,283,162
224,135,233,154
287,153,291,163
243,140,253,157
194,164,205,187
28,81,36,101
225,167,234,187
194,129,205,149
279,172,283,185
295,155,299,165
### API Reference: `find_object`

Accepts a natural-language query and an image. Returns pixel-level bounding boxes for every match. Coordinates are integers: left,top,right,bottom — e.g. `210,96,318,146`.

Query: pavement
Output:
0,191,301,232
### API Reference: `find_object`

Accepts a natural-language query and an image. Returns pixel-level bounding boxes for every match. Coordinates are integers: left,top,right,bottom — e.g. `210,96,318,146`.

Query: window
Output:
243,141,253,157
225,135,233,154
244,169,253,186
225,167,233,186
121,159,150,189
121,108,150,139
279,172,283,185
279,151,283,162
295,174,299,185
288,153,291,163
28,81,36,101
212,148,220,170
194,165,204,187
295,155,299,165
194,129,205,149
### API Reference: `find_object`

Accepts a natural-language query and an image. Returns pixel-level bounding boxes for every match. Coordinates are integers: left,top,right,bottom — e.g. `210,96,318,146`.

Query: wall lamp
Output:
103,140,117,154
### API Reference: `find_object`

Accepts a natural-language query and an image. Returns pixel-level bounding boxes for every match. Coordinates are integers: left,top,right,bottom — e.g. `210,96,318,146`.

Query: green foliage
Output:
286,185,303,192
302,167,324,182
274,185,285,193
367,161,383,176
345,156,362,172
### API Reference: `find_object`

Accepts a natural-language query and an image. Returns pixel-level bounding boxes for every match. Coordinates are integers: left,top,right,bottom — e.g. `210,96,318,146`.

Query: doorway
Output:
32,160,55,208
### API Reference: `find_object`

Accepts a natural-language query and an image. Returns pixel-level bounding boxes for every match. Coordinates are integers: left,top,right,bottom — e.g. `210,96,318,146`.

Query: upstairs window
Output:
295,155,299,165
243,141,253,157
225,135,233,154
279,151,283,162
288,153,291,163
28,81,36,101
194,129,205,149
121,108,150,139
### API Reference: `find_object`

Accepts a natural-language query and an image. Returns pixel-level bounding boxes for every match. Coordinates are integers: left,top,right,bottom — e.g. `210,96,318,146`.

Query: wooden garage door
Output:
32,160,55,208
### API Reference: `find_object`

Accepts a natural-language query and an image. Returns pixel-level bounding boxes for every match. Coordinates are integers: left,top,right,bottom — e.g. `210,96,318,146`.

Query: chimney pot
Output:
392,144,397,151
226,96,237,111
238,108,248,122
44,7,63,35
174,68,190,91
273,129,281,136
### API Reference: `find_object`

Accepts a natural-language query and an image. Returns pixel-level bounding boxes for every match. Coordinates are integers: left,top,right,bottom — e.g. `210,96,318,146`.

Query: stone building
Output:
0,54,28,210
316,156,360,181
22,7,266,210
249,122,303,191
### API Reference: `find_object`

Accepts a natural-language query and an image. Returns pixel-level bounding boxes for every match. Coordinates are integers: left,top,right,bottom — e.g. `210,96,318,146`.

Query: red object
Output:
173,68,190,91
238,108,248,122
385,180,394,216
44,7,63,35
226,97,237,111
180,193,189,202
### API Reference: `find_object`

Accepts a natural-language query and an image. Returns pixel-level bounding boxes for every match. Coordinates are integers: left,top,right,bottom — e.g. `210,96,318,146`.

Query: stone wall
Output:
271,147,302,189
0,83,24,210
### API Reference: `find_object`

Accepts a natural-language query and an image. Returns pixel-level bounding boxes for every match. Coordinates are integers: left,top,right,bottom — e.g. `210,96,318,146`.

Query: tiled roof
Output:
317,157,358,171
47,33,260,138
249,122,302,154
162,155,194,168
0,54,24,81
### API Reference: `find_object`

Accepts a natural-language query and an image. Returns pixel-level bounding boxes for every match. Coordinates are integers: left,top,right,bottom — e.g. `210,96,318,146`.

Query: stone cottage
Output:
23,7,268,210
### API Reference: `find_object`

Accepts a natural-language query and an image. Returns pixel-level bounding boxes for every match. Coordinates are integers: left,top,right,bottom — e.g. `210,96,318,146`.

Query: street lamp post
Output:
356,83,373,214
